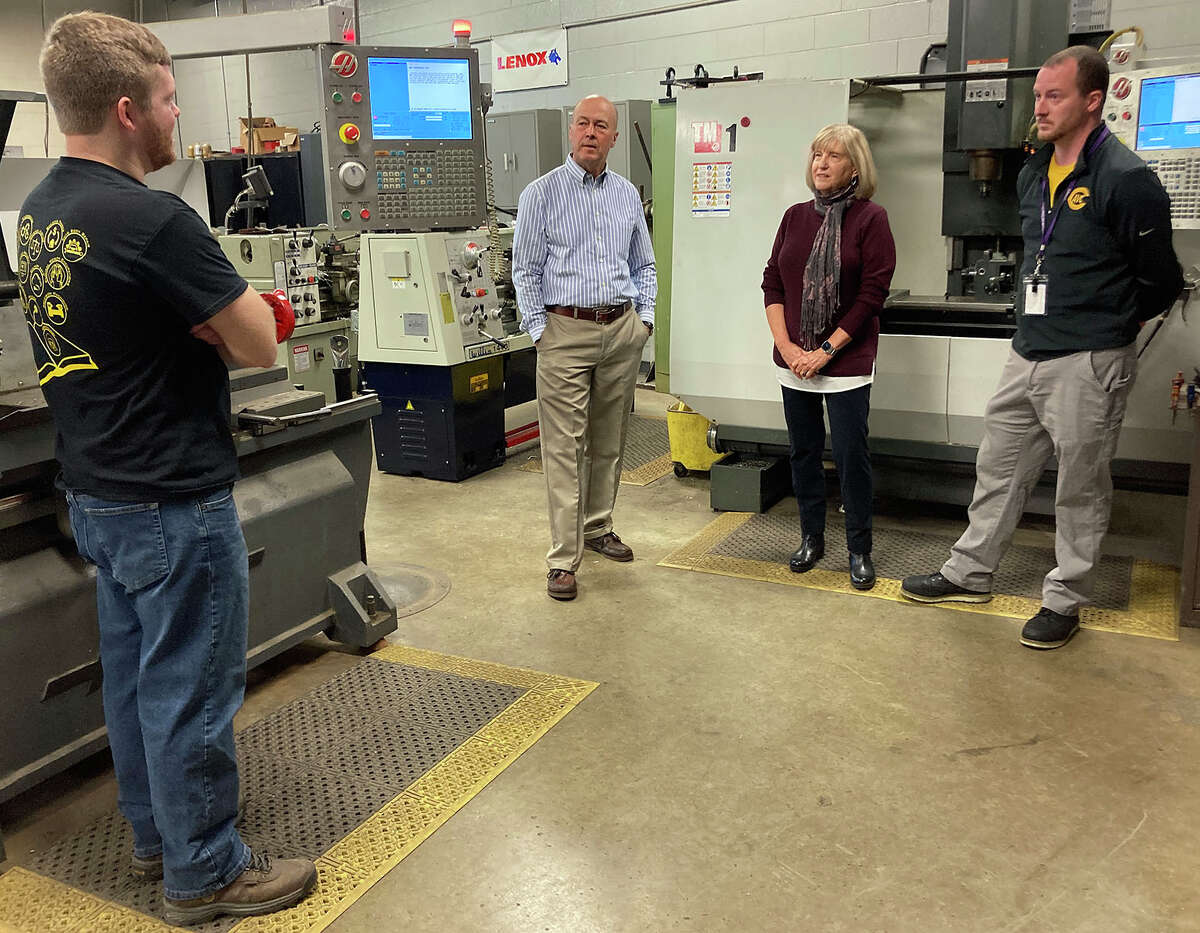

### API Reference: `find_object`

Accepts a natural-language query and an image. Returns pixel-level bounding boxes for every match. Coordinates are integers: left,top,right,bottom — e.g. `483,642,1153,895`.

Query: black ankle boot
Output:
789,534,825,573
849,552,875,590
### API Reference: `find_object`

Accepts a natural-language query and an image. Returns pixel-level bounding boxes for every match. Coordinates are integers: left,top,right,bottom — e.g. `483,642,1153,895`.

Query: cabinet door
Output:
485,115,514,209
506,111,538,208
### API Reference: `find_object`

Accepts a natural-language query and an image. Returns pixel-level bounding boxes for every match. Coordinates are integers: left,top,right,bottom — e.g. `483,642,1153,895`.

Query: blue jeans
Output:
66,486,252,900
781,384,873,554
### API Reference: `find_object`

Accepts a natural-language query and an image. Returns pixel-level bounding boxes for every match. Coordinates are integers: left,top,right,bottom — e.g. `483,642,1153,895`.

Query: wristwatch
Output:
820,340,838,357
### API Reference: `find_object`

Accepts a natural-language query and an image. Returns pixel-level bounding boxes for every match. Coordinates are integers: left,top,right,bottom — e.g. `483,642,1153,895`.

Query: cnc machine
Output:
666,0,1200,505
316,42,532,481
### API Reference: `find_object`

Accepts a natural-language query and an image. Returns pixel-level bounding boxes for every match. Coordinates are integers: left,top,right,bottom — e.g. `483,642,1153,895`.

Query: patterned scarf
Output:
800,175,858,350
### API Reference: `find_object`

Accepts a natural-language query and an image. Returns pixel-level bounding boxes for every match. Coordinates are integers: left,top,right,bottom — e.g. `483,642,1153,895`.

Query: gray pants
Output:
941,344,1136,615
535,308,649,571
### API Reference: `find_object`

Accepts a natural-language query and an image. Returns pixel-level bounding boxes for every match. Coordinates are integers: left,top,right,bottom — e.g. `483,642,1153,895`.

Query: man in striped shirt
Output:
513,94,657,601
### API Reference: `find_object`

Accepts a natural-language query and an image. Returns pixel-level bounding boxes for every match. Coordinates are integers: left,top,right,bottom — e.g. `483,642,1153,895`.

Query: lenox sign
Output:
491,27,568,92
496,47,562,70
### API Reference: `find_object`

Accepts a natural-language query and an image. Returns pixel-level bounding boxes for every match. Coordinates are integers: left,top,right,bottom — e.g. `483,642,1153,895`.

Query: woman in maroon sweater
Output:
761,123,896,590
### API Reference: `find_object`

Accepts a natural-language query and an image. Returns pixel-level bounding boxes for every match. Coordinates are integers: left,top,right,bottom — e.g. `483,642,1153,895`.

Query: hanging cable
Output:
484,156,508,284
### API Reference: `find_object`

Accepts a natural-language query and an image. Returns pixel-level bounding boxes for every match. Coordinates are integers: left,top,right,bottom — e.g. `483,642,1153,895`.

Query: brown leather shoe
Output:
162,850,317,925
547,569,577,600
584,532,634,562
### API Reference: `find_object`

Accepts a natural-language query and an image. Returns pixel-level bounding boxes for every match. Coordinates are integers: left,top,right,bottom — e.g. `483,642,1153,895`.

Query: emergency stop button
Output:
339,122,361,144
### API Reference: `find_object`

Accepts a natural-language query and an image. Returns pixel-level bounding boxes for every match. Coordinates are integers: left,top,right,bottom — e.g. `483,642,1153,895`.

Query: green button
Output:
332,91,344,104
341,209,352,221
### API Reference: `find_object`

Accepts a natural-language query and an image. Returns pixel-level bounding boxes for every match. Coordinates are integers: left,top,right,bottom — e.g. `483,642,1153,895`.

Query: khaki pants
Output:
535,308,649,571
942,344,1136,615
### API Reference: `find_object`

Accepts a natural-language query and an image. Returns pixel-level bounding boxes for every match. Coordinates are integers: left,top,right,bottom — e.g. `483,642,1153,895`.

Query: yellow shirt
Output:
1047,158,1075,207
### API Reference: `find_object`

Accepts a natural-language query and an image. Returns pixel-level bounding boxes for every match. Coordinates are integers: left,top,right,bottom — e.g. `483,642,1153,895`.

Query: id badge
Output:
1022,274,1049,316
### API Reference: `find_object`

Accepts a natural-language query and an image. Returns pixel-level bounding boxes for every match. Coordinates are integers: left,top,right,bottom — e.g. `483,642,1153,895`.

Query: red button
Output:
475,288,487,297
1122,111,1132,120
360,208,371,220
352,91,363,103
307,275,316,283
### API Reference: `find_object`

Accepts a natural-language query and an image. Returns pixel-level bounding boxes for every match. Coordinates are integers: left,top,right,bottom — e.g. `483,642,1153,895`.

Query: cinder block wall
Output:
3,1,1197,163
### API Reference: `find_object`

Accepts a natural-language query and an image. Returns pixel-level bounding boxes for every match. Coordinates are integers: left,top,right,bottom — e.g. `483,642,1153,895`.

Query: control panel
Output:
358,231,529,367
316,44,488,234
218,231,322,324
1106,64,1200,229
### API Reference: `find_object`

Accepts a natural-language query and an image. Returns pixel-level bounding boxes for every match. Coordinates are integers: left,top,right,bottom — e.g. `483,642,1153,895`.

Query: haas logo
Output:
330,51,358,78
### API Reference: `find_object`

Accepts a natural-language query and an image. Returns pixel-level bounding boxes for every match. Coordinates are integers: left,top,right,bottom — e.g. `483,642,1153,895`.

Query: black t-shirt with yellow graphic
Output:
18,157,248,500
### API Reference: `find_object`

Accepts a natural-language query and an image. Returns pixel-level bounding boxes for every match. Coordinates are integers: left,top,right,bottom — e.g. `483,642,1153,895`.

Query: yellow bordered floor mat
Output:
660,512,1179,641
0,645,597,933
512,414,674,487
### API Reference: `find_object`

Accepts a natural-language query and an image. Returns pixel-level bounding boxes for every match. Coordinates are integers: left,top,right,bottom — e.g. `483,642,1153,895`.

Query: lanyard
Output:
1035,125,1109,276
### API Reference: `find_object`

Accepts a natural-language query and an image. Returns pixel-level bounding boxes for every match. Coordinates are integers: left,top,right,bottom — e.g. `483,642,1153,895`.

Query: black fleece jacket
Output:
1014,123,1185,360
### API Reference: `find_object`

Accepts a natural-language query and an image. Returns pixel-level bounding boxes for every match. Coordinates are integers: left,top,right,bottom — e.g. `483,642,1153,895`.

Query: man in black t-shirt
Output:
23,12,316,923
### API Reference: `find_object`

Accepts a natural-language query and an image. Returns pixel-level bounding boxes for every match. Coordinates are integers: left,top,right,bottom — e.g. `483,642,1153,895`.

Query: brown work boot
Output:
583,531,634,562
547,569,577,600
162,850,317,925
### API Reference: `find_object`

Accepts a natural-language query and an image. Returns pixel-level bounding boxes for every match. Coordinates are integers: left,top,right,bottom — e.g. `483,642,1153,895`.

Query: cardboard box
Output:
238,116,300,153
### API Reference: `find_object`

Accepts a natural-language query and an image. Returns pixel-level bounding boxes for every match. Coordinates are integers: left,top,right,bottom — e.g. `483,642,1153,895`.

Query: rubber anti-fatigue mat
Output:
660,511,1179,641
0,647,597,933
513,413,673,486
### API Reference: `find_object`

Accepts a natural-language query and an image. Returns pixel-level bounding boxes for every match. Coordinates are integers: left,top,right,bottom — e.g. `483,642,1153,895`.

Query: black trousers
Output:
780,383,873,554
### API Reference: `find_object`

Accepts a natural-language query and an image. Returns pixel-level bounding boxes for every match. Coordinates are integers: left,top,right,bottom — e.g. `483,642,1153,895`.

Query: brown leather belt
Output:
546,301,631,324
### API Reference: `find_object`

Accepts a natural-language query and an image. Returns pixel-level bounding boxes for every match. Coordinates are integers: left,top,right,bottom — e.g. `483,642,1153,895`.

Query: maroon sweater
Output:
761,198,896,377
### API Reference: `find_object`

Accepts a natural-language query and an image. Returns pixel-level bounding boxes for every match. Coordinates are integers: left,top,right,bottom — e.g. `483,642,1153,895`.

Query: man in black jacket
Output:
901,45,1184,649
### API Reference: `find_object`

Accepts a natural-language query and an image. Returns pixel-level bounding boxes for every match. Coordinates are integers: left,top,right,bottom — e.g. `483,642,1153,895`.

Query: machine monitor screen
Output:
367,56,473,140
1136,72,1200,151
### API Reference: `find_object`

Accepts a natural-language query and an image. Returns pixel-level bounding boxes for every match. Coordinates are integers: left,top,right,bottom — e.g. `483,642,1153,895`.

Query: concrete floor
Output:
4,388,1200,931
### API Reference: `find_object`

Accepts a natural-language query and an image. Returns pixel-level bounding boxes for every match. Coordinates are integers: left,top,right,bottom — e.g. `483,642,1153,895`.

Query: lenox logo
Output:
496,48,561,70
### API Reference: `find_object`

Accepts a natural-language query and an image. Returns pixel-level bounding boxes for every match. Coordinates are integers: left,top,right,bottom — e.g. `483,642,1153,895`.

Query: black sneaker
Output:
900,571,992,604
1020,607,1080,649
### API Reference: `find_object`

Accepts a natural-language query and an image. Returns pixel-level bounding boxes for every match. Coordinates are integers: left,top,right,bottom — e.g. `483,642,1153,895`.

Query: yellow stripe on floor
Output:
660,512,1179,641
0,647,597,933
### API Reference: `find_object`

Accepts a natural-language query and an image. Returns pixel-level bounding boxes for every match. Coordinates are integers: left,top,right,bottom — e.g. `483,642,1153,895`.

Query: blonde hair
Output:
40,11,171,135
805,123,878,199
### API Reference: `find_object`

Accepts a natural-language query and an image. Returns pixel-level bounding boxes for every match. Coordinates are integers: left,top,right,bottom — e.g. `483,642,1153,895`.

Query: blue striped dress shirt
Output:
512,156,657,343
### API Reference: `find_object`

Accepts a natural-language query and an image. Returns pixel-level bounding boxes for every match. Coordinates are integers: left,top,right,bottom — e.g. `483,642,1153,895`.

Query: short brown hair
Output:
805,123,878,199
1043,45,1109,105
40,11,171,135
